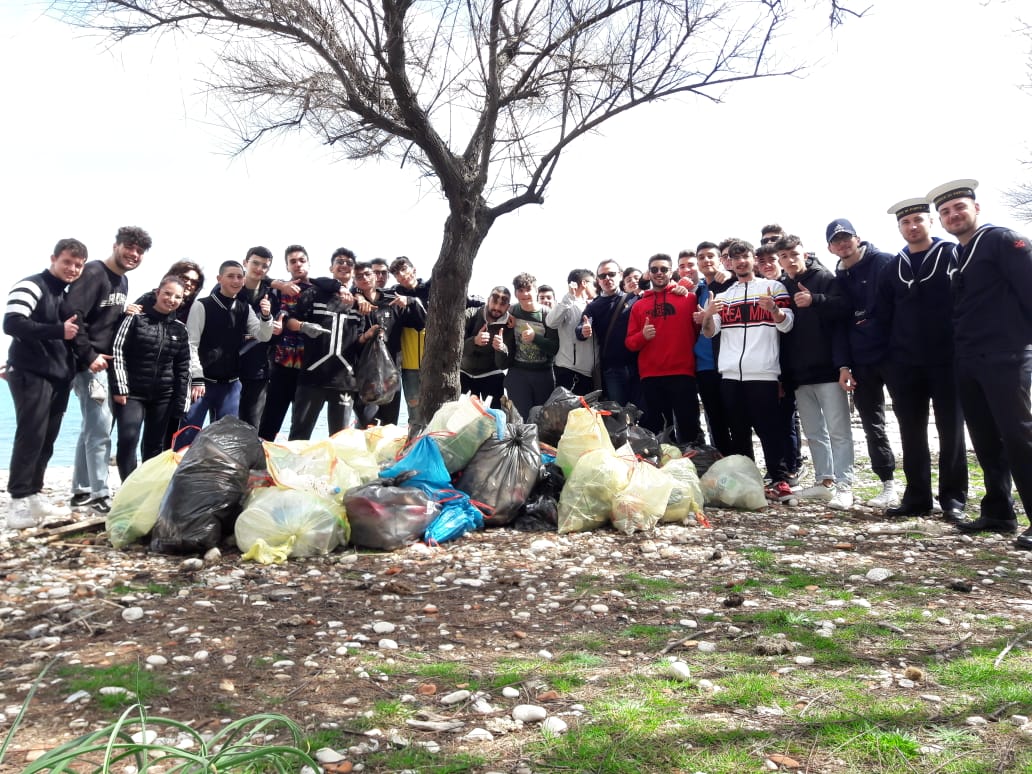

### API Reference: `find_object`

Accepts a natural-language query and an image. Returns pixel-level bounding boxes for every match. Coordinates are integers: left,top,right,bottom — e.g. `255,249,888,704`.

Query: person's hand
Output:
259,297,272,317
272,310,286,335
476,324,491,346
191,383,206,402
642,314,656,341
113,395,127,406
838,368,856,392
63,315,79,341
581,315,593,338
758,286,777,313
124,303,142,316
713,266,730,283
300,321,329,338
272,279,301,295
520,325,535,344
360,324,381,344
793,282,813,308
390,294,409,308
670,283,690,297
492,331,506,352
89,353,112,373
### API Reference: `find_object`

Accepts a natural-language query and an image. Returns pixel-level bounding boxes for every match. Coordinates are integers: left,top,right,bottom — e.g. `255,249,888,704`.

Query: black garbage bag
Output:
456,424,541,527
626,424,661,463
681,443,723,477
512,462,565,532
597,401,643,448
196,415,266,470
534,387,602,447
343,472,441,551
356,333,401,406
150,419,260,554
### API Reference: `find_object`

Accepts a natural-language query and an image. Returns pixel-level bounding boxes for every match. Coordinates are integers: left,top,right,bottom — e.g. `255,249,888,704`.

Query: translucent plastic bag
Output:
661,457,705,522
456,424,541,526
555,407,616,478
557,448,632,534
365,423,410,465
356,333,401,405
425,394,498,473
660,444,683,466
264,440,360,499
534,387,602,447
328,428,380,482
107,449,181,548
612,460,674,535
343,477,440,550
235,486,348,558
700,454,767,510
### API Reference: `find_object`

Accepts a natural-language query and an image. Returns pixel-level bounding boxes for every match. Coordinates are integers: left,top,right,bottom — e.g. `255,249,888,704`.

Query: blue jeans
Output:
176,381,242,449
72,370,114,498
401,368,422,426
795,381,854,486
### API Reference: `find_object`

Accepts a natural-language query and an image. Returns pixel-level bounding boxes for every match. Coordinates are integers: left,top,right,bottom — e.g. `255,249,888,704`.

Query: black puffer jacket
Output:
111,298,190,410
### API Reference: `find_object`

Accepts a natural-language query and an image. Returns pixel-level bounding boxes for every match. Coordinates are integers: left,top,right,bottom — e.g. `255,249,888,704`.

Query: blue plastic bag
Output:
380,436,450,493
425,491,485,544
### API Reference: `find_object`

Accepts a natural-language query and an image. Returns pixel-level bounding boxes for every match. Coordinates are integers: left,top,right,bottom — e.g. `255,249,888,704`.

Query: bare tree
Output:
58,0,861,418
1005,21,1032,224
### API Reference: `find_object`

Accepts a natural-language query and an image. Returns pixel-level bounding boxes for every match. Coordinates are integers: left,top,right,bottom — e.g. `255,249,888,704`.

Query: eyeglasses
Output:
760,237,780,244
597,272,618,280
180,275,199,286
649,266,671,274
333,259,354,267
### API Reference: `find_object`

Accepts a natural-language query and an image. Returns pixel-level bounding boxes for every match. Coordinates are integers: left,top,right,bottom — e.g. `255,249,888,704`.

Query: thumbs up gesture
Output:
793,282,813,308
63,315,79,340
581,315,593,338
758,285,777,313
476,324,490,346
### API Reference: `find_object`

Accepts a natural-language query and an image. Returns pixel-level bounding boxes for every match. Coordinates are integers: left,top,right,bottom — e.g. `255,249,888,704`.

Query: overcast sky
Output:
2,0,1030,358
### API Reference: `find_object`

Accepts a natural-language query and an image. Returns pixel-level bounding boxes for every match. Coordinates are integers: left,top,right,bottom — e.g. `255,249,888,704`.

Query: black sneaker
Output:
87,496,112,515
70,492,92,508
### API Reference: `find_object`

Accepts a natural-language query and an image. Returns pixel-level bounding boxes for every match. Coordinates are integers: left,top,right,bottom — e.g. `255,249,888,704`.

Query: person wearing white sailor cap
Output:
875,196,967,525
928,178,1032,549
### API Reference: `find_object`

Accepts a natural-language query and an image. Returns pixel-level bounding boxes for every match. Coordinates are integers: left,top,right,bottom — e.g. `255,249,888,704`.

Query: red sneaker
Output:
766,481,797,504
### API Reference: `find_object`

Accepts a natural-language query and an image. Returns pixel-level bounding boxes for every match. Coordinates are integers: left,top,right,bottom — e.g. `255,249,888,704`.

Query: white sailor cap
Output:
886,198,930,220
926,179,978,210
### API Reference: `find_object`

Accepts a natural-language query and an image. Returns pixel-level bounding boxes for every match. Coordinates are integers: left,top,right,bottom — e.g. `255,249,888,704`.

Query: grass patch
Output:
55,663,167,711
365,747,486,772
620,624,678,646
108,582,176,596
618,572,682,601
736,547,778,570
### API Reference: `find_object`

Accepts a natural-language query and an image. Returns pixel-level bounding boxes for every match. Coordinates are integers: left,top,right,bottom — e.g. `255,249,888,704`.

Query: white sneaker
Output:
828,487,855,511
28,494,70,520
798,482,834,502
7,497,40,529
866,480,898,509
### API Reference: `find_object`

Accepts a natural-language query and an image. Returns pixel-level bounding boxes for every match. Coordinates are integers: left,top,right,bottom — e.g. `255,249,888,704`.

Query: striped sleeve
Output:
111,314,135,395
5,279,42,318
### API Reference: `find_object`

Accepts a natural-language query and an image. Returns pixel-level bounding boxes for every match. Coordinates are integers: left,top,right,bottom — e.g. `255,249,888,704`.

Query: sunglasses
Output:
597,272,618,280
649,266,671,274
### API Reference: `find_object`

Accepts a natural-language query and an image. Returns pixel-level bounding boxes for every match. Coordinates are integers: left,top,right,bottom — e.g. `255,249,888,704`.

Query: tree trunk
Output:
419,199,494,422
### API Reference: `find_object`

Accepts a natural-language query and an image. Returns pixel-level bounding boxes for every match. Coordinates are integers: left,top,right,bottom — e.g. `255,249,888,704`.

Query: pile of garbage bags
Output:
107,388,752,559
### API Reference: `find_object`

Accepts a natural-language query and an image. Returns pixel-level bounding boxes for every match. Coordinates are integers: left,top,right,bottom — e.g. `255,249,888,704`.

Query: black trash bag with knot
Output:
511,462,566,532
626,424,662,464
150,417,263,554
597,401,643,448
532,387,603,447
680,443,723,477
456,424,541,527
356,333,401,406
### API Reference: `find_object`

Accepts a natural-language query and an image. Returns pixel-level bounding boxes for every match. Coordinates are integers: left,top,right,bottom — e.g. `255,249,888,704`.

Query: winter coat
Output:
111,298,190,412
3,270,75,382
779,264,851,387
